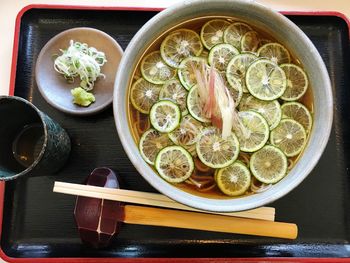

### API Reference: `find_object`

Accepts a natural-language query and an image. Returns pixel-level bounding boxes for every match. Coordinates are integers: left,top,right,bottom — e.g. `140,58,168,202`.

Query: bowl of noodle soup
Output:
113,0,332,212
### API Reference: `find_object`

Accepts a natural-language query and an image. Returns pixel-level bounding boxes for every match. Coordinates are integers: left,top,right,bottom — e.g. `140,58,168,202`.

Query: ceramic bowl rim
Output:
113,0,333,212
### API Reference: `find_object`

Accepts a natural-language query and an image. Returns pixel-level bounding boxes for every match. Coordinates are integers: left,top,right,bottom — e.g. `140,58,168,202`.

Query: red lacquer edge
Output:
2,4,350,263
281,10,350,37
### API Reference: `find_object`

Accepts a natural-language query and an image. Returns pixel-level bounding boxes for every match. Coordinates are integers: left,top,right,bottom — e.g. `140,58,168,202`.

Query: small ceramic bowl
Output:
36,27,123,116
113,0,333,212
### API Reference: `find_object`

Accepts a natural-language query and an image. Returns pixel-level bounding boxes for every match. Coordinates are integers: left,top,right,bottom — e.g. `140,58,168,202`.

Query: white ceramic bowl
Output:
113,0,333,212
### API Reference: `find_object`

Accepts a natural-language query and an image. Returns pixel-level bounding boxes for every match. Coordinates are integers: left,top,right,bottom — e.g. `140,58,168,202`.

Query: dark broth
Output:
127,16,314,199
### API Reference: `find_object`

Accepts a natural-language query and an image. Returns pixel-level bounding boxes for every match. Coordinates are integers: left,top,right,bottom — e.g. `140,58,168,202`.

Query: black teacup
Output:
0,96,71,180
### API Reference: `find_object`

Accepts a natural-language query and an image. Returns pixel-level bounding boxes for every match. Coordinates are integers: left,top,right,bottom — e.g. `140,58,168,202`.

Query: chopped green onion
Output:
54,40,107,91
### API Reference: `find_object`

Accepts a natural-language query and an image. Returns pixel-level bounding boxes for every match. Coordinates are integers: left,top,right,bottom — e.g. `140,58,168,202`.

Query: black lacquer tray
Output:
1,6,350,261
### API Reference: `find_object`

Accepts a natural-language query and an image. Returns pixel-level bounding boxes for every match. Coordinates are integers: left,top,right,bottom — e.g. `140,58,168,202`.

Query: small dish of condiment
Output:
35,27,123,116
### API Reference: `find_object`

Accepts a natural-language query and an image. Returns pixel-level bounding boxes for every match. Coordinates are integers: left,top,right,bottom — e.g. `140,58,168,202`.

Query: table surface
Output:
0,0,349,262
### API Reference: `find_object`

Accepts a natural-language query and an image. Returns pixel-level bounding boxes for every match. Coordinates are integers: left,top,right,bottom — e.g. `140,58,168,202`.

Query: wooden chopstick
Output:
53,181,275,221
124,205,297,239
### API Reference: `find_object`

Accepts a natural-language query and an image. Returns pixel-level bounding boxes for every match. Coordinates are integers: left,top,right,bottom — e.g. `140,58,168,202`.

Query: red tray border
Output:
2,4,350,263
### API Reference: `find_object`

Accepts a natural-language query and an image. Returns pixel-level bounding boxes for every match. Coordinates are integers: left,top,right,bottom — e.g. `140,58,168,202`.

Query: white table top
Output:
0,0,349,262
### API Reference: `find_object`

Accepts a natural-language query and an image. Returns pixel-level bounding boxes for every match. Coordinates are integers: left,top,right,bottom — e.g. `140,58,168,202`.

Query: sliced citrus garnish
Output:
228,82,243,107
168,115,203,146
270,118,307,157
199,49,209,59
257,42,291,64
196,127,240,169
245,59,287,101
226,53,257,93
216,161,251,196
238,93,250,107
140,51,177,84
281,102,312,132
258,38,272,47
223,22,252,49
139,128,172,165
250,145,288,184
130,78,162,114
239,95,282,130
280,63,308,101
159,79,188,115
186,85,211,123
241,31,260,52
208,43,239,71
150,100,181,133
178,56,207,90
200,19,231,50
160,29,203,68
155,145,194,183
235,110,269,152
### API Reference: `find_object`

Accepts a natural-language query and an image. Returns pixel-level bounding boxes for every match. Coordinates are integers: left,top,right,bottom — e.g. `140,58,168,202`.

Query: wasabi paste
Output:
71,87,95,107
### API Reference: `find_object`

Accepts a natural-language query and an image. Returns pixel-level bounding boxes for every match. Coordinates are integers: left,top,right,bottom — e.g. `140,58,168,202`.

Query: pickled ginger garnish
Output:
214,72,234,138
193,62,249,139
193,62,212,117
